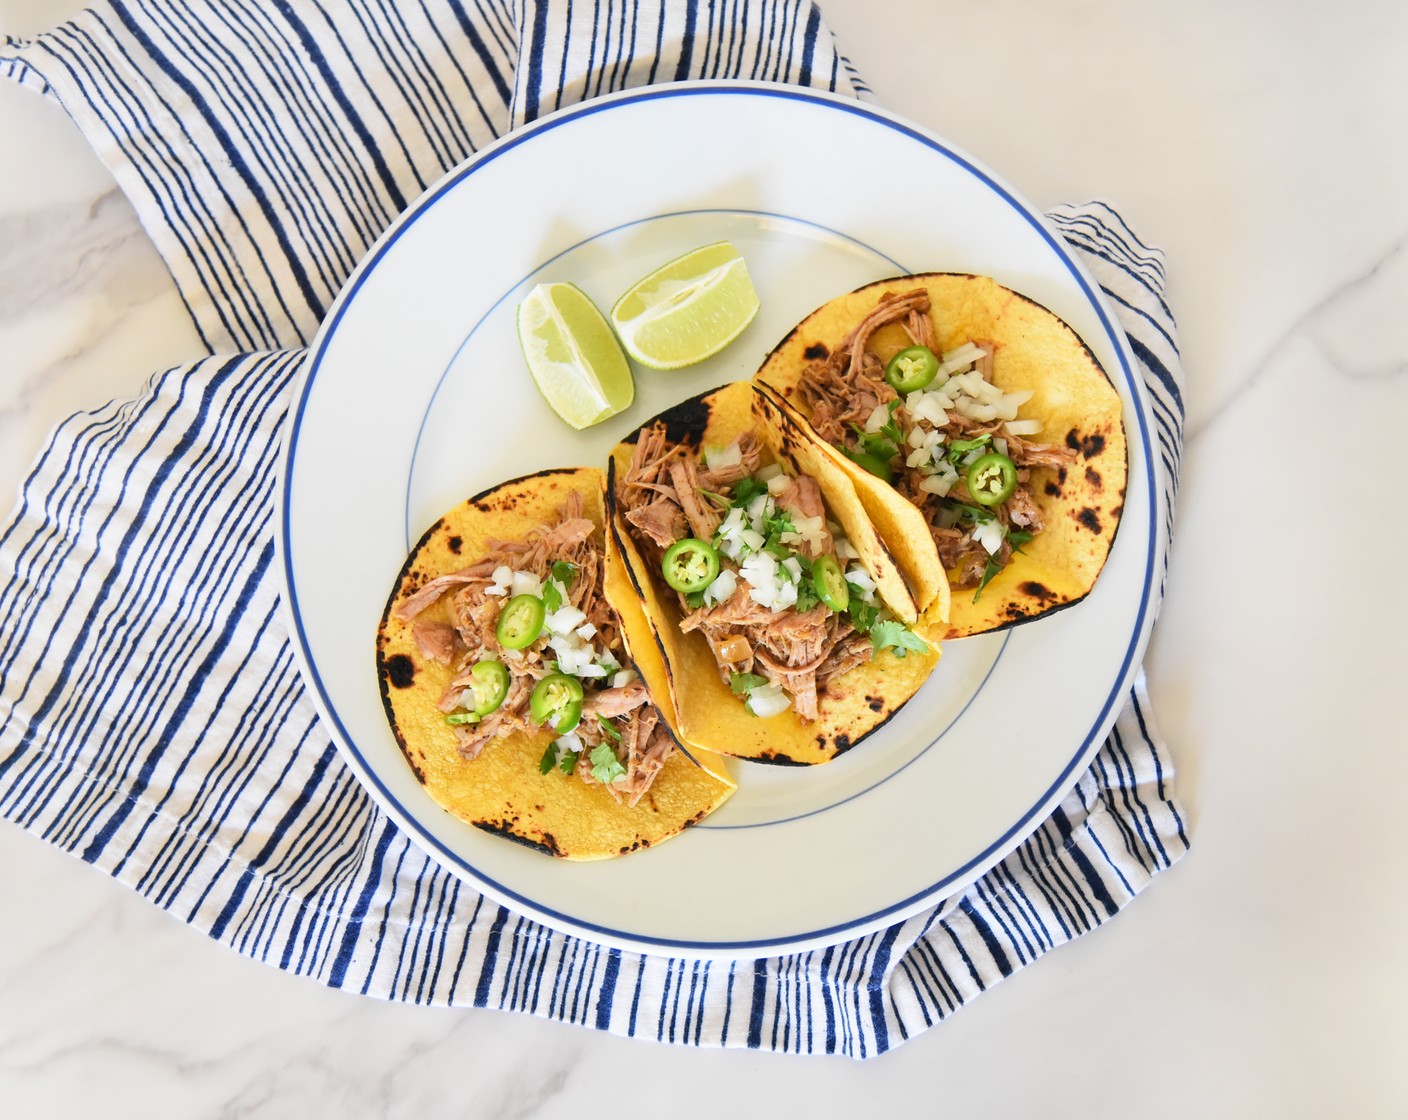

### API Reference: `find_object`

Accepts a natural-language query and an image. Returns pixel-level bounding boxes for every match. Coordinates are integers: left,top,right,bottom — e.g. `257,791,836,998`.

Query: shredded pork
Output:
395,490,673,805
794,288,1076,587
618,425,867,722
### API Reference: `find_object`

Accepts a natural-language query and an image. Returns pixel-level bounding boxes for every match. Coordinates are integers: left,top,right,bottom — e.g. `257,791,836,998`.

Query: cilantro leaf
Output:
946,434,992,467
684,589,706,609
730,476,768,507
558,748,580,775
870,620,932,658
794,579,820,613
550,560,577,588
729,671,768,696
1007,529,1034,552
973,556,1004,602
542,579,563,614
847,593,880,635
538,742,558,774
944,499,995,525
596,714,622,741
589,742,627,784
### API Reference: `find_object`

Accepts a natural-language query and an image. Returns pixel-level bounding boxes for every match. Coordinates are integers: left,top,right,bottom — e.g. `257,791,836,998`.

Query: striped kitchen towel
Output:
0,1,1188,1057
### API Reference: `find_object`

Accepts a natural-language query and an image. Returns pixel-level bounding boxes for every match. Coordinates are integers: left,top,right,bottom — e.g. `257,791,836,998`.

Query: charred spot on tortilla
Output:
833,732,852,755
754,750,809,766
866,695,885,712
803,342,829,360
648,391,716,445
1076,507,1103,534
1045,481,1063,497
1020,581,1057,602
1066,430,1107,460
384,653,416,688
1058,466,1069,485
473,820,562,857
1084,467,1102,490
447,535,463,553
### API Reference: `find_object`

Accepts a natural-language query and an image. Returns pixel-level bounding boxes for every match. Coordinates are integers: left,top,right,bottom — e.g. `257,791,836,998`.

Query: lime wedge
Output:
610,242,761,370
517,282,635,429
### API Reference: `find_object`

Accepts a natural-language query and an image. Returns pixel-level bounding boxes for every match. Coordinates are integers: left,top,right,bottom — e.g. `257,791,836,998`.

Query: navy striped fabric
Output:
0,2,1187,1057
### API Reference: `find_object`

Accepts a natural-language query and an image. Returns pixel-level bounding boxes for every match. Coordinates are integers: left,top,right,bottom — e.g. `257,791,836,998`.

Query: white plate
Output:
278,82,1161,960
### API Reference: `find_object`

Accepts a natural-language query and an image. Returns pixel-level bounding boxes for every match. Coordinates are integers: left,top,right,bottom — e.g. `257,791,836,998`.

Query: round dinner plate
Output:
278,82,1161,960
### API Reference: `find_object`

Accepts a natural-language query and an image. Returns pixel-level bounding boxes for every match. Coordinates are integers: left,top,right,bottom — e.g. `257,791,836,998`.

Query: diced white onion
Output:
611,669,639,689
511,570,544,598
740,528,765,553
906,447,930,469
756,463,784,481
575,622,598,640
747,494,771,521
782,556,803,582
845,565,877,602
1004,419,1044,436
910,393,948,427
864,404,892,433
972,519,1005,555
704,441,742,469
703,568,737,606
767,474,791,496
907,425,928,450
835,535,860,561
545,604,586,635
745,683,792,718
554,730,583,755
993,437,1008,458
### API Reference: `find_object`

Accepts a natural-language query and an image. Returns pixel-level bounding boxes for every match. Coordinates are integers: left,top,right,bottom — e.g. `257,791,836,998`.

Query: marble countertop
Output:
2,1,1405,1115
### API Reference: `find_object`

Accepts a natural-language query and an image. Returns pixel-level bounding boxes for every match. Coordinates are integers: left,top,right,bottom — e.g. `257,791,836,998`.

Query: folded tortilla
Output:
376,468,734,860
756,274,1127,640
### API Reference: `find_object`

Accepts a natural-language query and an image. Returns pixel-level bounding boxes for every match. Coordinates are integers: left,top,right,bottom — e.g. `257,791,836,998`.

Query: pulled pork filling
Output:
393,490,674,807
795,289,1077,597
618,424,921,722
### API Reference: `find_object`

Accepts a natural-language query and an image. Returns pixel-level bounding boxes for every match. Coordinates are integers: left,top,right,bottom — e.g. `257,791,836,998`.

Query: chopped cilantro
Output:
972,528,1033,602
946,434,992,467
684,589,706,609
870,620,931,658
589,742,627,784
794,579,820,613
846,592,880,634
730,476,768,507
729,671,768,696
596,714,622,741
945,498,996,525
559,748,580,775
550,560,577,588
974,557,1004,602
538,742,557,775
542,579,564,614
446,711,480,726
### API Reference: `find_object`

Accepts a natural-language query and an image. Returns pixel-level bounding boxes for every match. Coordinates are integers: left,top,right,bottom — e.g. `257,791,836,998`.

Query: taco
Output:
607,381,939,766
755,273,1127,640
376,468,734,860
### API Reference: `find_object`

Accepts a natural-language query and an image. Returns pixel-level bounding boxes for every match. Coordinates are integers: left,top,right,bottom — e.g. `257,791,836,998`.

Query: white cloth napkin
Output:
0,0,1188,1057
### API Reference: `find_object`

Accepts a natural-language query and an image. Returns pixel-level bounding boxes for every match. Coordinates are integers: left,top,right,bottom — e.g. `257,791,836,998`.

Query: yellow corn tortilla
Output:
376,467,734,860
606,382,939,766
756,274,1127,641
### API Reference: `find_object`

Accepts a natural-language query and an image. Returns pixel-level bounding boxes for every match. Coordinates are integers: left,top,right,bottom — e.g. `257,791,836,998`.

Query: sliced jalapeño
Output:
966,452,1018,507
810,555,850,613
530,673,585,733
662,538,721,594
496,593,545,649
884,346,939,393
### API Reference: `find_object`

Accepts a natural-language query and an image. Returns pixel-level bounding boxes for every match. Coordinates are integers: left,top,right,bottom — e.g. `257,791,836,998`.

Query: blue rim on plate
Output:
278,81,1161,958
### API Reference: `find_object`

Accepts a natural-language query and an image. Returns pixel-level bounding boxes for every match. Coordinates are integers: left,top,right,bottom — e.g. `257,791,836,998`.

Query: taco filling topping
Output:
392,490,674,806
618,423,928,722
794,288,1078,599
